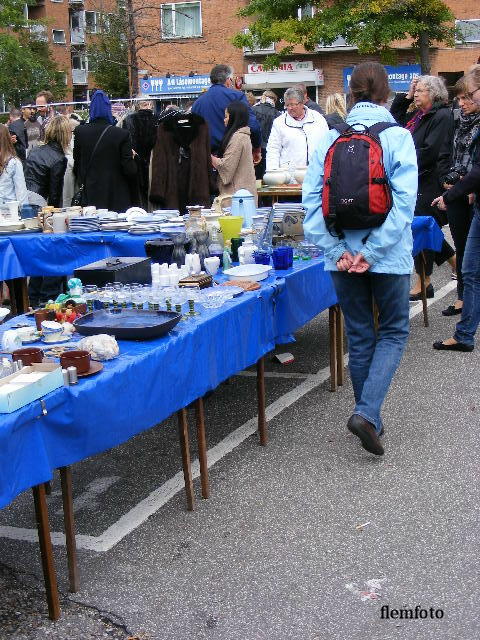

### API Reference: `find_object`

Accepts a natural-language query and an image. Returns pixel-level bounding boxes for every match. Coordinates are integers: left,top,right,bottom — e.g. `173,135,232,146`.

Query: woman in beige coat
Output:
211,101,258,205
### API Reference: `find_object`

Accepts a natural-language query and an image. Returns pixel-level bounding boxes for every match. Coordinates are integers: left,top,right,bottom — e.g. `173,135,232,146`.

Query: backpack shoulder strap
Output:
368,122,399,139
332,122,351,135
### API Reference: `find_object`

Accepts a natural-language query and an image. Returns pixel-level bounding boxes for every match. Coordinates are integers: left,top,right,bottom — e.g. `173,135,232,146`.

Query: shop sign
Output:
343,64,421,92
140,75,211,95
247,61,314,74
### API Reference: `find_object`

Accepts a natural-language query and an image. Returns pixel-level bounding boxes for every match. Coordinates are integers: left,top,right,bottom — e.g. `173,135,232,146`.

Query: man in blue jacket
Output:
192,64,262,160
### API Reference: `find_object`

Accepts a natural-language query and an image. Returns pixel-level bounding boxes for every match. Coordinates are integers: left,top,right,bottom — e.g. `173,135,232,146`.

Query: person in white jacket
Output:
266,87,329,171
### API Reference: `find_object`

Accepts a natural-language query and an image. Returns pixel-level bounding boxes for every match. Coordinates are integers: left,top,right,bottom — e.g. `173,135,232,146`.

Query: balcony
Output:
72,69,88,85
30,24,48,42
70,28,85,45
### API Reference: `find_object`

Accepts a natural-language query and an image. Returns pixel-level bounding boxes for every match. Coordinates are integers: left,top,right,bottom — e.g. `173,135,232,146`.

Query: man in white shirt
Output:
266,86,329,171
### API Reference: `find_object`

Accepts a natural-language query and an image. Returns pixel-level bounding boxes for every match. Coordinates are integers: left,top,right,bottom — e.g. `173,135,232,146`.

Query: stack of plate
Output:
68,216,101,233
128,223,164,235
100,221,132,231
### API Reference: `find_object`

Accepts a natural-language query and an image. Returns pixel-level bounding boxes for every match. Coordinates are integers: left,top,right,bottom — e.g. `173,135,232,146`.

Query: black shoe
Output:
442,305,462,317
433,340,474,352
347,414,384,456
409,284,434,301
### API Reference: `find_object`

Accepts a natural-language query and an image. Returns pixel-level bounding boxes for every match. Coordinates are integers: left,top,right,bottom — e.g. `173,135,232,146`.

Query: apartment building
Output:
26,0,113,101
136,0,480,105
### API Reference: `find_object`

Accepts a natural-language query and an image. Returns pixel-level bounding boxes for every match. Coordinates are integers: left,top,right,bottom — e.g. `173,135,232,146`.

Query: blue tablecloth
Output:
0,216,445,508
0,231,161,279
0,217,442,280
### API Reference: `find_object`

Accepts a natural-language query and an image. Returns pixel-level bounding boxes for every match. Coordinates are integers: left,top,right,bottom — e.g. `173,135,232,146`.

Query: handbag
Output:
71,125,112,206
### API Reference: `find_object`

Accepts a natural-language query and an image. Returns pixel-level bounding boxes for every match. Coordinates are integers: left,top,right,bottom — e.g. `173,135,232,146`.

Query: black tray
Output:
73,308,182,340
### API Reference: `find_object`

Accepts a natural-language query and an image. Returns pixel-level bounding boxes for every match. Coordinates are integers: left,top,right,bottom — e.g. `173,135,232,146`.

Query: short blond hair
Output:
44,115,72,153
325,93,347,119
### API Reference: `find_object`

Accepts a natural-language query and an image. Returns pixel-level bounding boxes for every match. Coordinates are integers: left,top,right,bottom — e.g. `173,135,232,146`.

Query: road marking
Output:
236,370,311,379
0,279,457,551
55,476,121,515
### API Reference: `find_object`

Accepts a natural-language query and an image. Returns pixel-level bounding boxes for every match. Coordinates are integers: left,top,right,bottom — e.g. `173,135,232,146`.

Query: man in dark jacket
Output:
8,108,28,167
192,64,262,159
122,96,158,208
252,90,280,178
295,83,325,115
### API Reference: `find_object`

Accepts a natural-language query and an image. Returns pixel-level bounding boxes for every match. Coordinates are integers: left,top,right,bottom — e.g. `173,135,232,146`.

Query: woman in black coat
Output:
73,90,138,212
25,115,71,306
391,75,455,299
432,68,480,352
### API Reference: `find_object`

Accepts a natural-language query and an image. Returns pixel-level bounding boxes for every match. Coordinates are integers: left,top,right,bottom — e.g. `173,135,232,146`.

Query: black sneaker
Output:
347,414,384,456
442,305,462,316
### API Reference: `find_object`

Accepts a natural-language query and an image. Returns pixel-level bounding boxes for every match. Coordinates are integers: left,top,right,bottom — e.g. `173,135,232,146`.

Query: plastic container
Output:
219,216,243,245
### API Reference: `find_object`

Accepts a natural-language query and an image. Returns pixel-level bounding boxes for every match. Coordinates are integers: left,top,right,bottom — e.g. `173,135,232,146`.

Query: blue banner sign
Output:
140,75,211,95
343,64,421,92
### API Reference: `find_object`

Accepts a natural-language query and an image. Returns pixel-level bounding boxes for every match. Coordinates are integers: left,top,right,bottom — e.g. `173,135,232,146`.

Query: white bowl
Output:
223,264,271,282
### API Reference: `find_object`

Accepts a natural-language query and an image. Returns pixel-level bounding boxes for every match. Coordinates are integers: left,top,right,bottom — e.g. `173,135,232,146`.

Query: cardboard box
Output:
0,363,63,413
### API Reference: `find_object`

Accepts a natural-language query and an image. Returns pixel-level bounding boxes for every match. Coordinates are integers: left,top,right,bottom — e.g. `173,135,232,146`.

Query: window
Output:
242,28,275,55
161,2,202,39
456,19,480,44
298,5,314,19
85,11,100,33
52,29,66,44
72,53,88,70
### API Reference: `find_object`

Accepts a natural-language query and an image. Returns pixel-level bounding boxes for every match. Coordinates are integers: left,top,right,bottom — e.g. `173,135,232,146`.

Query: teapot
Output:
230,189,256,228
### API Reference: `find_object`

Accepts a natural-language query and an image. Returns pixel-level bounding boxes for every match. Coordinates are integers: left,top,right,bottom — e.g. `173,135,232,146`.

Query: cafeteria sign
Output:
343,64,421,92
140,74,211,95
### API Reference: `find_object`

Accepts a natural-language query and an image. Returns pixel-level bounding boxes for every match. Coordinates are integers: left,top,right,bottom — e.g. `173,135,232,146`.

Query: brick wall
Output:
135,0,248,77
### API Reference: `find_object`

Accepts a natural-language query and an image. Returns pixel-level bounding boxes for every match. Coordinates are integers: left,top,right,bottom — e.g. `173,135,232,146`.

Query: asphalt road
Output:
0,258,478,640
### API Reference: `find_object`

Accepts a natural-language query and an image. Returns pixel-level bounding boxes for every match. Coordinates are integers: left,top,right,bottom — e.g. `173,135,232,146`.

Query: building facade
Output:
37,0,480,102
26,0,114,102
135,0,480,105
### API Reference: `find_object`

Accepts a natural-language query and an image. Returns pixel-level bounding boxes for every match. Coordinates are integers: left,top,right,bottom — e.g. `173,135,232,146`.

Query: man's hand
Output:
348,253,370,274
10,134,17,145
211,154,219,169
432,195,447,211
468,193,475,205
252,147,262,165
336,251,354,271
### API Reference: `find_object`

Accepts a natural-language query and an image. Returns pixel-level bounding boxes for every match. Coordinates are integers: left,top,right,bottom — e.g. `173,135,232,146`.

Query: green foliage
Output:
87,11,130,98
0,31,66,106
233,0,455,69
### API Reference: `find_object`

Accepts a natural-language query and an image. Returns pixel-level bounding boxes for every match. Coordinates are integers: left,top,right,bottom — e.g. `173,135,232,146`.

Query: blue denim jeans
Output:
454,206,480,346
331,271,410,433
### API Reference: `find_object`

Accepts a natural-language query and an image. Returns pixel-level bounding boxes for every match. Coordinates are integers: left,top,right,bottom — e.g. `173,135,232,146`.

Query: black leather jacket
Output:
25,142,67,208
252,102,281,149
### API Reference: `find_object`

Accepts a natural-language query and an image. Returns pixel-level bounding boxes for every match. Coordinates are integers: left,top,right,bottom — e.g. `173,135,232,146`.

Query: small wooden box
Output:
0,363,63,413
178,274,213,289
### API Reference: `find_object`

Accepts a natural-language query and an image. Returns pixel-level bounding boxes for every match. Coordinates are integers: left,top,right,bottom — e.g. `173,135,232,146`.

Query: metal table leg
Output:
329,306,338,392
59,466,79,593
335,305,345,386
194,398,210,499
256,357,268,446
32,483,61,620
420,251,429,327
177,408,194,511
